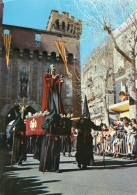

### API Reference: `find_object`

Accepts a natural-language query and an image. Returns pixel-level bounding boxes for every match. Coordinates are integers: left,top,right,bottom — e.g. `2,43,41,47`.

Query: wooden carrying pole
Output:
43,125,52,173
11,126,15,167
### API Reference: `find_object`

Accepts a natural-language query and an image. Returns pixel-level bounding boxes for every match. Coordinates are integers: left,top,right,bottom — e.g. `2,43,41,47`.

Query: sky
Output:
2,0,137,68
2,0,90,67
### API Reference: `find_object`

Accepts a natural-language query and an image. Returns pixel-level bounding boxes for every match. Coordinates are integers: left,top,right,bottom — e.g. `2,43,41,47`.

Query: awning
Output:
120,111,130,118
109,100,129,112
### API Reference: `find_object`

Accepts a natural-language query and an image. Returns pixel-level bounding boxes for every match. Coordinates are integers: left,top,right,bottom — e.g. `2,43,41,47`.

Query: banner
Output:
26,116,45,136
2,34,12,69
55,40,72,77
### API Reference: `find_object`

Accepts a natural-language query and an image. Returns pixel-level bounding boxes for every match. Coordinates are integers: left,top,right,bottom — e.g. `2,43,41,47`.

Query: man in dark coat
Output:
33,135,43,161
10,109,26,165
75,95,101,169
39,97,62,173
60,114,72,157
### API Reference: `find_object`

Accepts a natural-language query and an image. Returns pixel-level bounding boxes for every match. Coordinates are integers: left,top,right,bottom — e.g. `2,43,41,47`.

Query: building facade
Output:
81,40,115,125
109,11,137,119
0,1,82,134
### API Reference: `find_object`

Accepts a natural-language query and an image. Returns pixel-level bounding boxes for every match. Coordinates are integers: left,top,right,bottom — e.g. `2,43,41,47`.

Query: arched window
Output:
23,49,30,59
51,52,56,60
42,51,48,61
33,50,39,60
59,54,63,62
62,21,65,30
13,48,20,58
55,19,59,30
68,53,74,64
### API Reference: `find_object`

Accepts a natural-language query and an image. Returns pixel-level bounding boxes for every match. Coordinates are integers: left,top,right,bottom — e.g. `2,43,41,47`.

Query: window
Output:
3,29,10,34
35,34,41,47
55,19,59,29
35,34,41,41
59,54,63,62
62,21,65,30
13,48,20,58
51,52,56,60
67,23,70,31
33,50,39,60
42,51,47,61
23,49,30,59
68,53,74,64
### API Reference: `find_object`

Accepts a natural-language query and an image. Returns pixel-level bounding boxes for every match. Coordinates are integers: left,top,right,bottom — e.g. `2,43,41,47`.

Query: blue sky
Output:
2,0,137,68
2,0,103,67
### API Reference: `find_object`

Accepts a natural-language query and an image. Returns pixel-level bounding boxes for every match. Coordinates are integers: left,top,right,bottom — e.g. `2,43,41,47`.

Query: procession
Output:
1,0,137,194
8,64,103,172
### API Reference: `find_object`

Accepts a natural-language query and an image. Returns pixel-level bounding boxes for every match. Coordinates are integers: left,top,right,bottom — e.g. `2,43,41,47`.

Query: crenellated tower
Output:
46,10,82,38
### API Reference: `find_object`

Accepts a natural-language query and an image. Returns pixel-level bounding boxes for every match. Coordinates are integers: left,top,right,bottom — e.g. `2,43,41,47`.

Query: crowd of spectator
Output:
70,117,137,159
92,117,137,158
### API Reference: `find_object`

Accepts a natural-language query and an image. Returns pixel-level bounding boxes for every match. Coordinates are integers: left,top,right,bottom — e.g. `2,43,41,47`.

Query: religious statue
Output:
41,64,64,114
15,97,29,119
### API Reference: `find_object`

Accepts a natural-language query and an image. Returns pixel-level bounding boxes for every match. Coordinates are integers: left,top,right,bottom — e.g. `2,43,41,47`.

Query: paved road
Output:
0,150,137,195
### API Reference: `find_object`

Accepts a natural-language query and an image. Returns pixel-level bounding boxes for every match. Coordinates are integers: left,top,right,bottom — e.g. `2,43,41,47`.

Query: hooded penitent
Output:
41,96,61,134
82,95,90,120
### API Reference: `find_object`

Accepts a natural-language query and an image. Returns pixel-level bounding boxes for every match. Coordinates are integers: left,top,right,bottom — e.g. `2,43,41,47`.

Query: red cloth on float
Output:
41,73,62,113
26,116,45,135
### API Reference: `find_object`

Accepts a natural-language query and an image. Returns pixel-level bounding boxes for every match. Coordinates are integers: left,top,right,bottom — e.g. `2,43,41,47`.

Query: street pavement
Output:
0,148,137,195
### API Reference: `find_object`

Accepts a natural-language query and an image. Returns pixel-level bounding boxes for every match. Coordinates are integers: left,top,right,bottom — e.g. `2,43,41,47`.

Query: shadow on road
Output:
60,159,137,173
94,159,137,166
0,173,62,195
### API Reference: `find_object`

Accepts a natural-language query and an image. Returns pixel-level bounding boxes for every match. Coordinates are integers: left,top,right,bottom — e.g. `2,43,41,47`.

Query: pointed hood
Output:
82,95,90,119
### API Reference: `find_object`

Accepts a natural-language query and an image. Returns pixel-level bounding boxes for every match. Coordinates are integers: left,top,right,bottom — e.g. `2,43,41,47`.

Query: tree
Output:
73,0,137,118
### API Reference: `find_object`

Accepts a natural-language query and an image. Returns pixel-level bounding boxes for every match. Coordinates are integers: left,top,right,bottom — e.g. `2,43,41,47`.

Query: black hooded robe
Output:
39,134,61,171
33,135,44,161
10,111,26,164
60,117,72,155
75,118,101,169
39,110,61,172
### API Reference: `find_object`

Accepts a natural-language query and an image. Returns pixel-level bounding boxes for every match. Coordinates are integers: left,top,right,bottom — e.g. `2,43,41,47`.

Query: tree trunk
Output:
103,94,110,127
126,61,137,119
